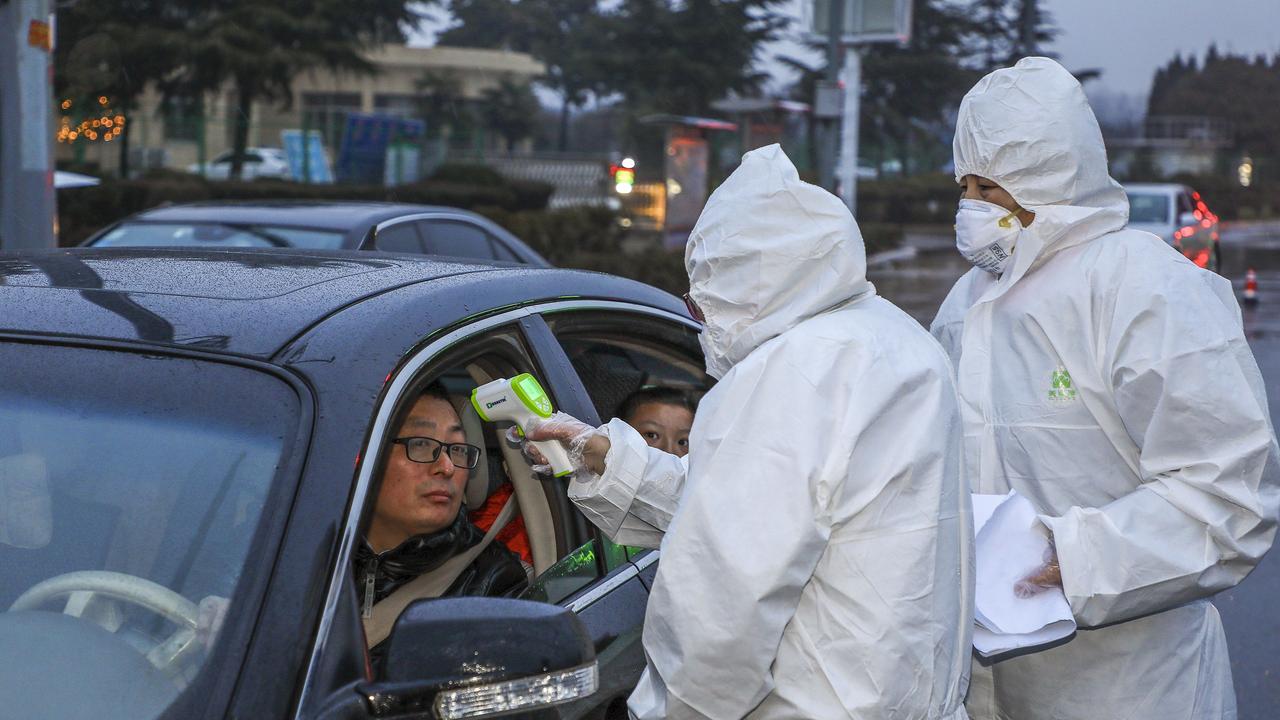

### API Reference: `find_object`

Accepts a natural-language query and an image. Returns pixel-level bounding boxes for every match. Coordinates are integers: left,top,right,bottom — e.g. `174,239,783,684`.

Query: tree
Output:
595,0,787,117
857,0,990,175
1008,0,1056,60
522,0,610,151
416,69,473,142
969,0,1056,70
54,1,188,177
480,77,541,151
441,0,608,151
177,0,428,179
437,0,534,49
1148,49,1280,167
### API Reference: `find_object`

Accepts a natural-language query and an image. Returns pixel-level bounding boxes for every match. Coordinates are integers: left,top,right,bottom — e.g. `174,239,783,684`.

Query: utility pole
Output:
838,46,861,213
0,0,56,250
1015,0,1041,57
816,0,845,193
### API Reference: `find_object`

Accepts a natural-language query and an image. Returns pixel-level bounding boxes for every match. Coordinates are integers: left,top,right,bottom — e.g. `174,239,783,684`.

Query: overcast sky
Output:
410,0,1280,105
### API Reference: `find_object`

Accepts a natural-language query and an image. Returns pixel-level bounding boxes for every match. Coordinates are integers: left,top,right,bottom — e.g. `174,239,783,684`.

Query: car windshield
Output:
1126,192,1170,224
93,222,346,250
0,342,299,719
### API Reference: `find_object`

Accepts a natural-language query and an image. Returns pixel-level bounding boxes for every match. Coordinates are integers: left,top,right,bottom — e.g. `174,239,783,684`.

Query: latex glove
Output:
505,411,610,476
1014,544,1063,598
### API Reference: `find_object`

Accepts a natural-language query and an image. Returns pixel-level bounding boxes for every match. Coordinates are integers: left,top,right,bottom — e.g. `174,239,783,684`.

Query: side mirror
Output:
1178,211,1198,228
359,597,597,719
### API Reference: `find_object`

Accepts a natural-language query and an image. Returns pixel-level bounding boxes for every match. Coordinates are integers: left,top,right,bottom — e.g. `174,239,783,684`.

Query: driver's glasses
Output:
682,292,705,323
392,436,481,469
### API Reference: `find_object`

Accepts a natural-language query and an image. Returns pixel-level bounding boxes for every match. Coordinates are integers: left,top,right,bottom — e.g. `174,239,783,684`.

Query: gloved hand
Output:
505,411,611,476
1013,543,1063,598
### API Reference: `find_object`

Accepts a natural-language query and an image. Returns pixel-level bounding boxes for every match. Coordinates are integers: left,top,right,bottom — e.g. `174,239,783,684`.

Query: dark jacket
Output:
356,508,529,667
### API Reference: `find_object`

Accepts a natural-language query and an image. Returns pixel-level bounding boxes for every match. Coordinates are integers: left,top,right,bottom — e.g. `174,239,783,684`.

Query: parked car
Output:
0,247,708,720
1124,182,1221,271
186,147,292,180
81,201,550,266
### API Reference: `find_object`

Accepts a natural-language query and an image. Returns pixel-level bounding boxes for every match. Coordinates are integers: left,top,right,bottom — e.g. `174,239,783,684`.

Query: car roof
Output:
124,201,483,232
0,248,684,359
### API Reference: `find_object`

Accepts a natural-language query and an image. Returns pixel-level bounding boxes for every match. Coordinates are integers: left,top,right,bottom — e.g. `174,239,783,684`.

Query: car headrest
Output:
0,453,52,549
456,396,493,510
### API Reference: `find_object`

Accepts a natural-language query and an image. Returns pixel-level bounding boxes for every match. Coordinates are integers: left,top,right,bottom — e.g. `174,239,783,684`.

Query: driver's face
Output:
368,396,470,552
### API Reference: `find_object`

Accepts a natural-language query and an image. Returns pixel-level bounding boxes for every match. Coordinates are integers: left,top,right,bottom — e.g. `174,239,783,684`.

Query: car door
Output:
521,302,709,719
290,304,695,720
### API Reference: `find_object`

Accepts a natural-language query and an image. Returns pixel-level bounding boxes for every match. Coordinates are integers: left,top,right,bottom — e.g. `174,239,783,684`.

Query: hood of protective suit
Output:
685,144,874,378
953,57,1128,280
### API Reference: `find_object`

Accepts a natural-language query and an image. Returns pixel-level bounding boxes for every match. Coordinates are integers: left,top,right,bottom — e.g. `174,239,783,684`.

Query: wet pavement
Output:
871,221,1280,719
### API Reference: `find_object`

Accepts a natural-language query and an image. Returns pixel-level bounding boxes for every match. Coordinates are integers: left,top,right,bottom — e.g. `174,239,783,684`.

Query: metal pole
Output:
817,0,846,192
301,109,311,184
838,45,861,214
0,0,56,250
196,98,207,178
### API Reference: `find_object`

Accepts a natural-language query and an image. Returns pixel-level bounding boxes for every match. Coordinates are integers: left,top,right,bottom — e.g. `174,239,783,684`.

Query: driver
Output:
354,382,528,665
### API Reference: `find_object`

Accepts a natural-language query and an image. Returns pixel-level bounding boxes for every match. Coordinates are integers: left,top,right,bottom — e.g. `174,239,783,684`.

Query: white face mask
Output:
955,198,1023,275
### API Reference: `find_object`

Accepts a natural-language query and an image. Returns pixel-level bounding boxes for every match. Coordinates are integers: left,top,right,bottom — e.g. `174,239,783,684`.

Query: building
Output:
56,44,544,177
1107,115,1233,179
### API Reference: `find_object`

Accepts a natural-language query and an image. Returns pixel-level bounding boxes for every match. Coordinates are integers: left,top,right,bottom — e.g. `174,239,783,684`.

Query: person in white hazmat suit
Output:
520,144,973,719
931,57,1280,719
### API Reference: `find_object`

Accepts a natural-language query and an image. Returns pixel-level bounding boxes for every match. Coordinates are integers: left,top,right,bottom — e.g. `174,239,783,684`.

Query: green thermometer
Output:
471,373,574,478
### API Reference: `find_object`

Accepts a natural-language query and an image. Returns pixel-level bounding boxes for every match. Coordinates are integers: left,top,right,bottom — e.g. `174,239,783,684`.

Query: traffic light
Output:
610,157,636,194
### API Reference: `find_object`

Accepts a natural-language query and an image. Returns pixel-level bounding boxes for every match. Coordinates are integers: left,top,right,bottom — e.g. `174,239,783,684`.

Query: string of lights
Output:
56,96,126,144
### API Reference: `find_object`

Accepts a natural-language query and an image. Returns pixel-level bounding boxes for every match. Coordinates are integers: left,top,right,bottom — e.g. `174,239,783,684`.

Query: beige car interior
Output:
457,360,558,576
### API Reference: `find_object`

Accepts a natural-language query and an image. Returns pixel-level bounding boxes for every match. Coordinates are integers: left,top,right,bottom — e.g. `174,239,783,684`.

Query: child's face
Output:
628,402,694,457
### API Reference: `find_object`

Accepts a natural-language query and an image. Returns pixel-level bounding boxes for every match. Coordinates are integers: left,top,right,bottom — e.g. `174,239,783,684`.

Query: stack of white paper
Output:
971,491,1076,657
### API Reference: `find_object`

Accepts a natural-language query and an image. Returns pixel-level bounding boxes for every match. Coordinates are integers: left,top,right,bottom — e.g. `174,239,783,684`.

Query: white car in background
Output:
1124,182,1221,271
186,147,290,181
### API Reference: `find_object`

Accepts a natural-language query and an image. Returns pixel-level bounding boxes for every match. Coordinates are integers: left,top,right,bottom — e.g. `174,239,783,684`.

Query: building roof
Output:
364,44,544,77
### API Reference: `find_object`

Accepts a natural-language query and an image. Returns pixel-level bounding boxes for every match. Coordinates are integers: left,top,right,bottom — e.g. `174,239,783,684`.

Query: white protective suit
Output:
931,57,1280,719
569,144,973,719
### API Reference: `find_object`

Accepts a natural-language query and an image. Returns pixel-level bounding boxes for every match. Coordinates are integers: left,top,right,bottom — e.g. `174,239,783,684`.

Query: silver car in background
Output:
1124,182,1221,271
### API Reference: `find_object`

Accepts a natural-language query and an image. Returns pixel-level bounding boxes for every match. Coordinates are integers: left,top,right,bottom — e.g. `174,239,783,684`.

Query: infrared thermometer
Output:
471,373,575,478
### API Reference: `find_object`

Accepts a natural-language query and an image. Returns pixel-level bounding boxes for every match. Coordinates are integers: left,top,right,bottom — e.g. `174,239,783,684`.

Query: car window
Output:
253,226,346,250
354,325,598,651
490,236,521,262
0,342,299,720
90,222,344,249
420,220,495,260
544,309,709,566
375,222,425,254
93,222,277,248
1176,191,1194,217
1126,192,1170,224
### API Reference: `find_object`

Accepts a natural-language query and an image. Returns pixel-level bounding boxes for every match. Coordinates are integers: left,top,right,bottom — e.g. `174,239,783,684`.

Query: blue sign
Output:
336,114,425,185
281,129,334,184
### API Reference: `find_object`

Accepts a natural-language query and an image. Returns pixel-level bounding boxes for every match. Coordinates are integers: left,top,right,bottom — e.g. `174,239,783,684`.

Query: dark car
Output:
80,201,550,266
0,248,707,720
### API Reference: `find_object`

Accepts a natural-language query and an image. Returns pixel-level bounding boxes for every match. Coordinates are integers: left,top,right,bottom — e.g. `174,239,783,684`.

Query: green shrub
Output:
856,174,959,225
476,206,688,295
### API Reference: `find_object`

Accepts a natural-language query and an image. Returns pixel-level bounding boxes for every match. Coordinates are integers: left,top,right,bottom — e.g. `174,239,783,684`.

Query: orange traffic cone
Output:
1244,268,1259,305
